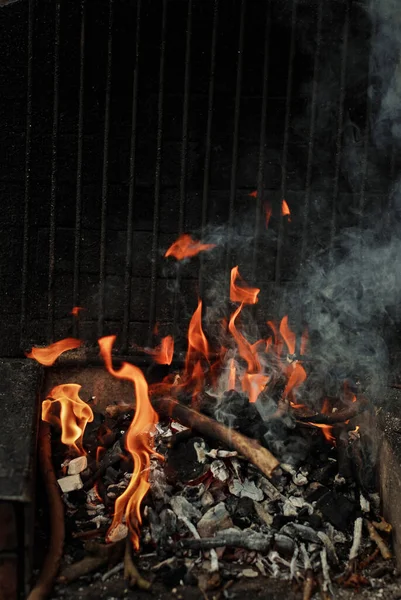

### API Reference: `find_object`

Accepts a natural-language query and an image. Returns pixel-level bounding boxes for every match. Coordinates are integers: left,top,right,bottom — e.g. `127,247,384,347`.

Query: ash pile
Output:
51,387,395,599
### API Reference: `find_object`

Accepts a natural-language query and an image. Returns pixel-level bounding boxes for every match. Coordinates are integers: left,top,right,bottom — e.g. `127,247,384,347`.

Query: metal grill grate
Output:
0,0,389,358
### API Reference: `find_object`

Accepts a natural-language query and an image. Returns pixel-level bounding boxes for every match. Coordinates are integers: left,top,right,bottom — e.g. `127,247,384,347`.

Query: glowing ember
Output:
26,337,82,366
147,335,174,365
71,306,84,317
281,199,291,219
165,234,216,260
249,190,258,198
98,335,159,549
42,384,94,455
265,202,273,228
230,266,260,305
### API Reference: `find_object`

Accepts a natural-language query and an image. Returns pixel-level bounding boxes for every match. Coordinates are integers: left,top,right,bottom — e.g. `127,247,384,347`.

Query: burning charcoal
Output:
232,497,254,529
104,466,120,485
164,437,209,484
315,491,355,532
170,495,202,523
67,455,88,475
210,459,229,482
280,523,321,545
197,502,233,538
228,478,263,502
57,474,83,493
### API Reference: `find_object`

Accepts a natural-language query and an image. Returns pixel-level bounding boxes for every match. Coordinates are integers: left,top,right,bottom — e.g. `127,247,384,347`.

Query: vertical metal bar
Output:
172,0,193,333
48,0,61,343
329,1,349,257
300,0,323,265
98,0,113,338
20,0,34,348
225,0,246,277
274,0,297,284
198,0,219,297
122,0,142,353
148,0,167,344
72,0,86,338
251,1,271,281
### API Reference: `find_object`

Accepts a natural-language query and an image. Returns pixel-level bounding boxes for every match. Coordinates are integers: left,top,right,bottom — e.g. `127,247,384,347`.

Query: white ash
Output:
210,459,230,482
193,440,208,463
229,478,263,502
206,449,237,459
170,495,202,522
107,523,128,543
349,517,363,560
90,515,110,528
201,491,214,508
67,455,88,475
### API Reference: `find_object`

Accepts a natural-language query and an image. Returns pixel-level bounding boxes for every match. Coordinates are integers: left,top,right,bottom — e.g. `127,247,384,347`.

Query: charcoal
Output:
159,563,187,588
253,500,274,527
170,495,202,523
159,508,177,537
210,459,230,482
309,462,337,485
147,506,162,544
315,491,355,531
273,534,295,556
280,523,321,545
164,437,209,484
197,502,233,537
228,478,263,501
201,491,215,508
214,390,267,440
232,497,254,529
104,466,120,485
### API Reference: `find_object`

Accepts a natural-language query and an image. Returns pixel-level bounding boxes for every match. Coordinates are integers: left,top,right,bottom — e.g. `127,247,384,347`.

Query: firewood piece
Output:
57,539,125,584
124,537,151,589
303,570,315,600
27,422,65,600
372,517,392,534
179,528,272,552
365,520,392,560
82,436,125,491
151,396,280,478
298,397,368,425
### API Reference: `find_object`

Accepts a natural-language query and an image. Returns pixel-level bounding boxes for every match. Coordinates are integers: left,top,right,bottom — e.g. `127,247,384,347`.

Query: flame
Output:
308,422,335,444
42,384,94,455
228,358,236,391
265,202,272,228
26,338,82,366
71,306,84,317
230,266,260,305
279,316,296,355
249,190,258,198
242,372,269,404
283,362,307,399
98,335,159,550
185,300,209,373
147,335,174,365
165,234,216,260
281,199,291,219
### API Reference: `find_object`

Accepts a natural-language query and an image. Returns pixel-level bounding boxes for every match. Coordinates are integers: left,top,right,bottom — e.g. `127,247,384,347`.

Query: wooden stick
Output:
151,395,280,478
365,520,392,560
27,422,65,600
124,537,151,589
57,539,125,584
298,397,368,425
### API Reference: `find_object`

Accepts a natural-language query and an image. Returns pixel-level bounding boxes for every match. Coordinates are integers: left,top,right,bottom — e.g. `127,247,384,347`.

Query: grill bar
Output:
225,0,246,279
98,0,114,338
47,0,61,343
20,0,34,348
199,0,219,298
72,0,86,339
330,1,349,259
148,0,168,345
274,0,297,284
173,0,193,335
251,1,271,281
122,0,142,353
300,0,323,265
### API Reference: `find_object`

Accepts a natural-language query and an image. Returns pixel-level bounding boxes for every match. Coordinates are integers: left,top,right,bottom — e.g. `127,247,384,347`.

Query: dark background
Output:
0,0,390,358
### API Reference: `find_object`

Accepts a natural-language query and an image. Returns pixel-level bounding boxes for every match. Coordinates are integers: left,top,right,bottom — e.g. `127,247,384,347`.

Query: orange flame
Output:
279,316,296,355
42,384,94,455
98,335,159,550
165,234,216,260
228,358,236,391
265,202,272,228
249,190,258,198
282,199,291,219
71,306,84,317
185,300,209,373
230,266,260,305
308,422,335,444
26,338,82,366
242,372,269,404
148,335,174,365
283,362,307,400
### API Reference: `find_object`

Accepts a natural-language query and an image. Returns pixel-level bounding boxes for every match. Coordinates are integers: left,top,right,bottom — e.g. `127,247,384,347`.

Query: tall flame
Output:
165,234,216,260
281,199,291,219
42,384,94,455
279,316,296,355
147,335,174,365
185,300,209,373
98,336,159,550
230,266,260,305
26,338,82,366
228,358,236,391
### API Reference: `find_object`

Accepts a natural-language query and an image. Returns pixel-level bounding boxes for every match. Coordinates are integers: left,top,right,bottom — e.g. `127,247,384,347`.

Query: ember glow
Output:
26,337,82,366
165,233,216,260
98,335,159,549
71,306,84,317
42,384,94,455
281,199,291,219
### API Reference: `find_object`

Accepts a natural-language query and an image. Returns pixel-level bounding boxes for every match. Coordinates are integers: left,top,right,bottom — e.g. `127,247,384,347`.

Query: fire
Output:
230,266,260,305
283,362,307,400
147,335,174,365
165,234,216,260
71,306,84,317
265,202,272,228
308,422,335,444
185,300,209,374
26,337,82,366
228,358,236,390
279,316,296,355
42,384,94,455
249,190,258,198
98,335,159,549
242,372,269,404
282,199,291,219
